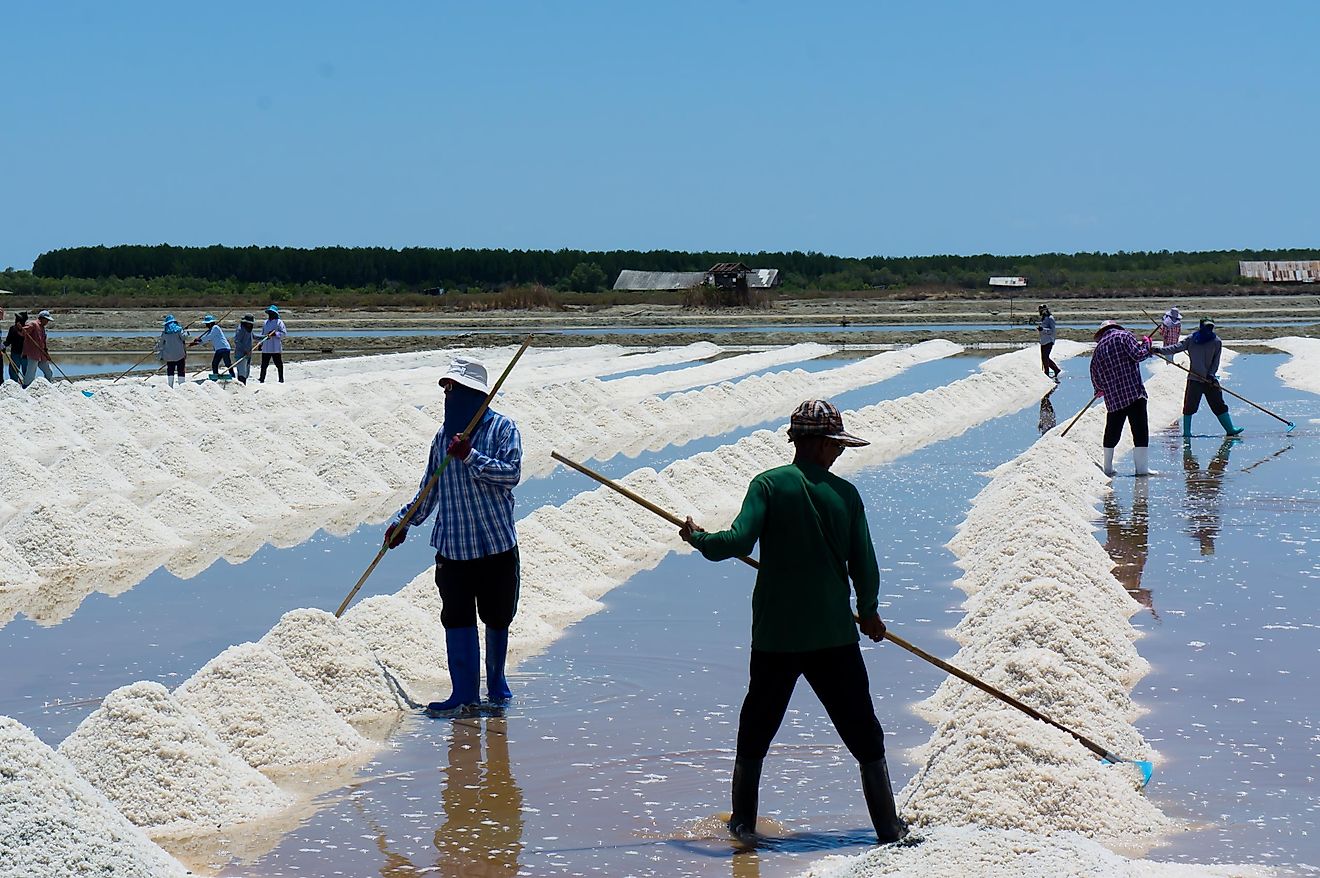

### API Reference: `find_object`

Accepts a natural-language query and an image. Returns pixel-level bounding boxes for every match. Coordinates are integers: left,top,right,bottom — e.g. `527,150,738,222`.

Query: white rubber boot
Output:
1133,446,1158,477
167,375,174,387
1102,447,1116,476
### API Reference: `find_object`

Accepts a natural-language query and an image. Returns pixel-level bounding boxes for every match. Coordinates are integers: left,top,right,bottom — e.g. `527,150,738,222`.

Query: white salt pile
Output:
601,343,836,401
57,681,294,834
259,608,404,719
174,642,374,769
339,595,450,696
0,716,191,877
798,825,1273,878
1270,335,1320,395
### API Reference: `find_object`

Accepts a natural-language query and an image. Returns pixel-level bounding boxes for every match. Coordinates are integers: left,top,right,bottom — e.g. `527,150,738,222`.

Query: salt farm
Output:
1,334,1318,878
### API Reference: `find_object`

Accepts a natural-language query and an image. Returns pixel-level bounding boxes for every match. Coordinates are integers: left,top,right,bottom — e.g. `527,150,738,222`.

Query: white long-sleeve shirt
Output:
196,325,231,352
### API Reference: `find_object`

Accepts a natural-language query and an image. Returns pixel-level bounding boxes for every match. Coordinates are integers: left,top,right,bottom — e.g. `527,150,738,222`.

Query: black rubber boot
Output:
859,759,910,844
728,758,762,841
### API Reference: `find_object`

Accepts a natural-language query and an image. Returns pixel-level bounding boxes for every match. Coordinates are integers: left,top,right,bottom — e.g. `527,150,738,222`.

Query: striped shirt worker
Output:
392,409,522,560
1090,328,1152,412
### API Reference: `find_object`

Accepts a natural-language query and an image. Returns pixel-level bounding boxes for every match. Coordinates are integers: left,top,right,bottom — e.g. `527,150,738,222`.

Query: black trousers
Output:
1103,397,1149,448
1184,381,1228,416
211,349,234,375
259,352,284,382
1040,342,1059,375
736,642,886,764
166,357,186,377
435,547,520,629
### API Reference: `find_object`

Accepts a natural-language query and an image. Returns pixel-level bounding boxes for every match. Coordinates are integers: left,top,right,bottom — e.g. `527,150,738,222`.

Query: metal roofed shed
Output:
1239,260,1320,283
612,267,782,291
989,276,1028,287
612,270,706,291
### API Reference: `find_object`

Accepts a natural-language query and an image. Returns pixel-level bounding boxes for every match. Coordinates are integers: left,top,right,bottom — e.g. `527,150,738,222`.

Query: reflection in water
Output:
1037,385,1058,435
732,848,762,878
1102,479,1155,618
376,716,524,878
1183,438,1236,555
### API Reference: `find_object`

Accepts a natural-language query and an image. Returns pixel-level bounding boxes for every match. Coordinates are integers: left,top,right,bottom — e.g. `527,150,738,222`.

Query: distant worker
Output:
190,314,235,380
1090,320,1158,477
20,310,55,387
3,311,26,384
233,314,256,385
1159,307,1182,347
155,314,189,387
1157,318,1243,439
1036,304,1061,380
680,400,911,847
385,357,523,717
1037,385,1058,436
259,305,288,383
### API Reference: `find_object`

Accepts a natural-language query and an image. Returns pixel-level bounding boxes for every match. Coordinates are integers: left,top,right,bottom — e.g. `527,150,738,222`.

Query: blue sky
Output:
2,1,1318,270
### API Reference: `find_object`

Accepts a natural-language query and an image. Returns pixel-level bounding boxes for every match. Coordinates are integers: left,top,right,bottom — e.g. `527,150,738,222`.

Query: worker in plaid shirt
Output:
387,356,523,716
1090,320,1157,477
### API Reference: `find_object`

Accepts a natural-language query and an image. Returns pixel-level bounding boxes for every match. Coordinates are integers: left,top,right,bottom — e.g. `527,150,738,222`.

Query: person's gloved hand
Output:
1095,389,1104,397
679,515,705,544
1142,336,1153,346
385,522,407,549
447,434,472,460
858,613,887,643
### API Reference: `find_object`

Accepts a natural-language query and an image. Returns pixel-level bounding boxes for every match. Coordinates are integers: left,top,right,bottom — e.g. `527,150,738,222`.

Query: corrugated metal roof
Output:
1240,260,1320,282
614,268,781,291
613,270,706,291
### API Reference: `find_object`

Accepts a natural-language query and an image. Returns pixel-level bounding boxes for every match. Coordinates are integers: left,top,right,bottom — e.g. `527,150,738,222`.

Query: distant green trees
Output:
27,243,1319,293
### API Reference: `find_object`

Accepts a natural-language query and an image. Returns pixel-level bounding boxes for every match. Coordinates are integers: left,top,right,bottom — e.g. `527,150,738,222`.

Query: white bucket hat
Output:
440,357,490,394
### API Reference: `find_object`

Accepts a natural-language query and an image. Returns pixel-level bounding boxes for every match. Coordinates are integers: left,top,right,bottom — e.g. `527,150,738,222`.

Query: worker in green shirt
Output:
680,399,910,846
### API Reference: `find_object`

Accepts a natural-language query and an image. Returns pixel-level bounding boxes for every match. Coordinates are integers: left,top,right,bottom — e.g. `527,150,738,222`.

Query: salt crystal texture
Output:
0,716,190,877
58,681,294,833
175,642,374,769
260,608,404,718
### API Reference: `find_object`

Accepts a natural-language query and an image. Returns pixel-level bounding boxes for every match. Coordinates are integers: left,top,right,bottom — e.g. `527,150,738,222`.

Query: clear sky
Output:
3,1,1318,270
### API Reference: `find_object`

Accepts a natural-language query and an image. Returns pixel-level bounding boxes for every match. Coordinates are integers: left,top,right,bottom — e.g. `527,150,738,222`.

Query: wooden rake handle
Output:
551,450,1129,765
334,337,534,618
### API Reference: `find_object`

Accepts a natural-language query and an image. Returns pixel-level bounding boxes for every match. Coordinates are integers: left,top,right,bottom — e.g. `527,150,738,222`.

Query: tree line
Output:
29,243,1319,293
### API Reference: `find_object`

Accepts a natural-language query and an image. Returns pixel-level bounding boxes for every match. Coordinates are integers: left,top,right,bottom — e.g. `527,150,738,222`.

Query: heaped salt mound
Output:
174,642,373,769
340,595,448,695
259,460,349,509
913,647,1147,758
797,824,1274,878
0,716,190,877
956,545,1137,617
900,711,1170,841
954,576,1138,648
1,500,109,570
78,496,187,557
147,485,254,538
207,470,294,520
259,608,403,718
151,435,220,482
57,681,294,833
0,535,40,589
950,603,1149,695
197,429,262,468
309,451,395,502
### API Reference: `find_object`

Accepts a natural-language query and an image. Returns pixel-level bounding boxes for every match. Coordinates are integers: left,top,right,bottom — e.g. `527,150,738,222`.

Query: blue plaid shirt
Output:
393,409,522,560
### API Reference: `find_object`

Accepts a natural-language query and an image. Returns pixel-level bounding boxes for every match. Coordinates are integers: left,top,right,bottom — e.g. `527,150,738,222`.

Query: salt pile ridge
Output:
798,825,1273,878
0,342,751,624
798,351,1270,876
0,716,191,877
58,681,295,834
1269,336,1320,396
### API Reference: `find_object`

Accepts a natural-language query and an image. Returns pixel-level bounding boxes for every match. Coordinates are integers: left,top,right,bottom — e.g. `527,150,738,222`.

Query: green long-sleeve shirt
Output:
687,462,880,652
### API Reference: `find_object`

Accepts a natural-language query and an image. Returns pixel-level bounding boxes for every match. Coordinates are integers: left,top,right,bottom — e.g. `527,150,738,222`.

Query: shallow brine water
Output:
4,347,1316,877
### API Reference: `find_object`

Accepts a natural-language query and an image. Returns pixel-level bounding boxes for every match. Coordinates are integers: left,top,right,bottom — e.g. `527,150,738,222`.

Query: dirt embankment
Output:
39,294,1320,358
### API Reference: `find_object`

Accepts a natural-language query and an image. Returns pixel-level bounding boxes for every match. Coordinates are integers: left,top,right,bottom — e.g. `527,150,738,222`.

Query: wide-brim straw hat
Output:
440,357,490,394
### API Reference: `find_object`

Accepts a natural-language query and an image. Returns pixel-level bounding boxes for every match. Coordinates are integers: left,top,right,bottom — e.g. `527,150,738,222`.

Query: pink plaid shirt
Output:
1160,321,1181,346
1091,330,1153,412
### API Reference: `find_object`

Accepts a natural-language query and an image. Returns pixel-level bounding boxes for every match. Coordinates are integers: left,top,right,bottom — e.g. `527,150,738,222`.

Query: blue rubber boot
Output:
485,627,513,704
1182,415,1193,438
1217,411,1245,437
427,626,480,716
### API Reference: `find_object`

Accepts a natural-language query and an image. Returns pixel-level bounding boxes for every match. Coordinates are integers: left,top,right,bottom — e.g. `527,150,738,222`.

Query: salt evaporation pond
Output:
2,342,1314,877
0,354,966,745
